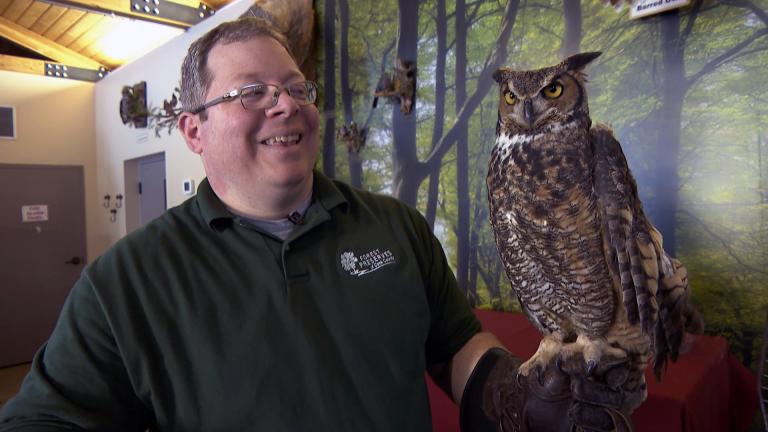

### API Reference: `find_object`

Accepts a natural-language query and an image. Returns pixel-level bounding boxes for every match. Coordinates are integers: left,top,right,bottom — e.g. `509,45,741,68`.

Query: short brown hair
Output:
180,17,293,118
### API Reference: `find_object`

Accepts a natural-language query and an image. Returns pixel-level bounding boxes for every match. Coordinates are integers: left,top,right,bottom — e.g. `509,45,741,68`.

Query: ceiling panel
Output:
2,0,33,22
0,0,238,79
54,11,99,47
42,7,83,39
15,1,49,28
66,14,105,52
28,3,66,34
0,0,14,16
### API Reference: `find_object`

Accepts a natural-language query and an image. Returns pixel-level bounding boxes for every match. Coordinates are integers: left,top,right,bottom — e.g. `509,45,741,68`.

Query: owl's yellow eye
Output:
504,91,516,105
542,83,563,99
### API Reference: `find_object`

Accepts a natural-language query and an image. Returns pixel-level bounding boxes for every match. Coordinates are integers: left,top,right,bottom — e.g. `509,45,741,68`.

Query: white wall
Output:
92,0,253,256
0,70,99,260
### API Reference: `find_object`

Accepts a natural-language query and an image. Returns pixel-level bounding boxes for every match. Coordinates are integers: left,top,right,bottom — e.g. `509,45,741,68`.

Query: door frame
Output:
123,152,166,233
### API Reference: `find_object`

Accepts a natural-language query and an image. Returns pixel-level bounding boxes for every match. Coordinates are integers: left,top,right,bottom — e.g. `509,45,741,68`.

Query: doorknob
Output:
64,256,82,265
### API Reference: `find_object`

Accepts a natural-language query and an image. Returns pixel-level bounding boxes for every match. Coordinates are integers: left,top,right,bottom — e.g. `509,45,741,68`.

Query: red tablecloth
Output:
428,309,758,432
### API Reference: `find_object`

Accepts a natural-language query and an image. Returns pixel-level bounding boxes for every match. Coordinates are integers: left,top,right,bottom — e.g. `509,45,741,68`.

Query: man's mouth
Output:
260,134,301,146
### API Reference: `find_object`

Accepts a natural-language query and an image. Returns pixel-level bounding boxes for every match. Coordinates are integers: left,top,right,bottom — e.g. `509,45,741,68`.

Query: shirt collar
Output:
196,171,348,231
312,170,348,213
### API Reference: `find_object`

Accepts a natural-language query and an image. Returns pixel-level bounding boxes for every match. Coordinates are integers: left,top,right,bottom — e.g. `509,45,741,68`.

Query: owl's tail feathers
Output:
652,258,693,381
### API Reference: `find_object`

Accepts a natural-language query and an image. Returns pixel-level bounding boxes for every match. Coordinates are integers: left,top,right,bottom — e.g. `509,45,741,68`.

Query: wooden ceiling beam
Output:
0,15,103,68
0,52,43,74
38,0,216,28
0,53,105,80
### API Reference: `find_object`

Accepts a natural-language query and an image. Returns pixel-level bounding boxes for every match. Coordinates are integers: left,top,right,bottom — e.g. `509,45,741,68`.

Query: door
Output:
138,153,166,226
0,164,87,367
125,153,166,233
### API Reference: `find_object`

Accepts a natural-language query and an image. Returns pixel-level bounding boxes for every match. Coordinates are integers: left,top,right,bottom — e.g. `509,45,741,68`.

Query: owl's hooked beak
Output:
523,99,535,128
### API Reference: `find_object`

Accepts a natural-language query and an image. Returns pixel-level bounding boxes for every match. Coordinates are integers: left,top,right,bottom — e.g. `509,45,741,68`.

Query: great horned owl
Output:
487,52,700,407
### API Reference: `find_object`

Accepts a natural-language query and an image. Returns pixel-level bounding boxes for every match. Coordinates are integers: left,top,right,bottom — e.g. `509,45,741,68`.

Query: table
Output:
428,309,758,432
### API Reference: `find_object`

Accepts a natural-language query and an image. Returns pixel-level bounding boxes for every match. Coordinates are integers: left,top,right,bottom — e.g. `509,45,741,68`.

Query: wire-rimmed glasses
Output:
190,81,318,114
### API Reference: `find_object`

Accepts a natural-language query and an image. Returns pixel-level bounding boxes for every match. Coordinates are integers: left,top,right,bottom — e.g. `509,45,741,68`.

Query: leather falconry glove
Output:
459,348,642,432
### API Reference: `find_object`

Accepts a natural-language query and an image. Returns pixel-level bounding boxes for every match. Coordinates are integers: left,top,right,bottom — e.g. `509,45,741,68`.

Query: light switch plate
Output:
182,179,195,195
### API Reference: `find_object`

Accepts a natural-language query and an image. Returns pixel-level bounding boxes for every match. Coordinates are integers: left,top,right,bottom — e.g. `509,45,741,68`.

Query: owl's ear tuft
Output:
564,52,601,72
493,69,510,84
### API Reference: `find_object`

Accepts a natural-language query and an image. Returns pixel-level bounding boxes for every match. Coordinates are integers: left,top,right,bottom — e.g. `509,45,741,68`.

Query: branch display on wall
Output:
148,87,183,138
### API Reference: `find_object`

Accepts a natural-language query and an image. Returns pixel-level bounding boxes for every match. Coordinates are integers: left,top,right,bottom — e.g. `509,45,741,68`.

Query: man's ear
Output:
179,112,203,154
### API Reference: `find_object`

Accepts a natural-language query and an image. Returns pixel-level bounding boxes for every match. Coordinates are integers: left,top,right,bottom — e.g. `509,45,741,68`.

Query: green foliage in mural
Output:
316,0,768,369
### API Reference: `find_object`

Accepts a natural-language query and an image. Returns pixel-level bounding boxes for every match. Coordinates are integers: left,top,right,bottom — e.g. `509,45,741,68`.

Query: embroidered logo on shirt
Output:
340,249,395,277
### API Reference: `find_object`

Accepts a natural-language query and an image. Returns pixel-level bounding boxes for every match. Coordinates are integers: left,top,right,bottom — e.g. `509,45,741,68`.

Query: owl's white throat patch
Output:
496,133,534,163
495,120,581,153
496,133,533,156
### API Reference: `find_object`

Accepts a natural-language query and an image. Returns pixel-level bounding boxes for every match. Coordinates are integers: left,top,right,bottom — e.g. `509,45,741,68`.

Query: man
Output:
0,17,637,431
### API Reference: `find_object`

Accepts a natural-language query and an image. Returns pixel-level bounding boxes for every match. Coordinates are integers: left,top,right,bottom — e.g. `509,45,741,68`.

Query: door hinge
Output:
138,182,142,194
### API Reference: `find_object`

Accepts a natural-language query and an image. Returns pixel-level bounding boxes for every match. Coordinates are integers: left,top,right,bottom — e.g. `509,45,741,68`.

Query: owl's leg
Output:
561,334,628,375
518,332,565,378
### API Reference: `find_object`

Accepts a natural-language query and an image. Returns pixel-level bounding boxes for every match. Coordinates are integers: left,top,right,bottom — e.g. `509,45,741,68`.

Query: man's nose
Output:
265,88,299,116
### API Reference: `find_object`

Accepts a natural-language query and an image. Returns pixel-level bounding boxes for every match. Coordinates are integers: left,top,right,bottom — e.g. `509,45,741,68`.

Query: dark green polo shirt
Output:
0,172,481,432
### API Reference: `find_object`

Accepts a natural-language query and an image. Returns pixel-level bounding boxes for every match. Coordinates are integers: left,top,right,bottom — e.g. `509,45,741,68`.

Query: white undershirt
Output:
230,194,312,241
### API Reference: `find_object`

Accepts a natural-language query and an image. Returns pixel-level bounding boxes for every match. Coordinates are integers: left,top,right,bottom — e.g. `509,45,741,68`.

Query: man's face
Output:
188,36,320,202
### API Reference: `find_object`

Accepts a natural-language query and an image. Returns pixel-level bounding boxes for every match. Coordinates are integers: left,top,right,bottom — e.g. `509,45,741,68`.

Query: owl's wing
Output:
591,124,690,378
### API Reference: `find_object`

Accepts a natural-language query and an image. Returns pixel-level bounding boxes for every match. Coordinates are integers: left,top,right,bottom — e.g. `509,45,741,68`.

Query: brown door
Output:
0,164,87,367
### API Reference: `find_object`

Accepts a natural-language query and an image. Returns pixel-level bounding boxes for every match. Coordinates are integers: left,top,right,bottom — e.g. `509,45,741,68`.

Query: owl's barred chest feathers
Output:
487,120,618,337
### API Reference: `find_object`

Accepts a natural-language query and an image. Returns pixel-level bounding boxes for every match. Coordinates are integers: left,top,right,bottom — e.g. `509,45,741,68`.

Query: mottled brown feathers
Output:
488,53,699,385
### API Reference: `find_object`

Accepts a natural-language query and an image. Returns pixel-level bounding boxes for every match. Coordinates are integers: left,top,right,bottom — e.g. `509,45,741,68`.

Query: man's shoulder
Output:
89,196,203,272
326,178,422,222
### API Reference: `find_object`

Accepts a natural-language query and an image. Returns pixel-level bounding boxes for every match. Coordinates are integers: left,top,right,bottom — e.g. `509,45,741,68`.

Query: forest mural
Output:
314,0,768,371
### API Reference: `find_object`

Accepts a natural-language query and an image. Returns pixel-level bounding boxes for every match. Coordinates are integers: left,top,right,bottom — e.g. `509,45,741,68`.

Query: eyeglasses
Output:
190,81,318,114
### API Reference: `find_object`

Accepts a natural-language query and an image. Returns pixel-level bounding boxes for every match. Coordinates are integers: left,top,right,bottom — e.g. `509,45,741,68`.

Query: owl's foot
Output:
518,333,564,378
560,334,628,376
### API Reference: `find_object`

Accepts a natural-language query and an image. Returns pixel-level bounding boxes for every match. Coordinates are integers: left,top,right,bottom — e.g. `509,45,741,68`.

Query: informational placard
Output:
21,205,49,222
630,0,691,19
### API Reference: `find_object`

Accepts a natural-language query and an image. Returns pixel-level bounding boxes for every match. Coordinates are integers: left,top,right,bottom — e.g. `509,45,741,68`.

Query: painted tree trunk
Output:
425,0,447,229
654,11,686,255
338,0,363,187
392,0,521,206
391,0,420,206
322,0,336,178
456,0,470,292
561,0,581,58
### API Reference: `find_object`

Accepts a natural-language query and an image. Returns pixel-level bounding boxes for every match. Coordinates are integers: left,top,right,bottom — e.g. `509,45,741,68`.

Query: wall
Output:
314,0,768,369
91,0,253,256
0,70,99,260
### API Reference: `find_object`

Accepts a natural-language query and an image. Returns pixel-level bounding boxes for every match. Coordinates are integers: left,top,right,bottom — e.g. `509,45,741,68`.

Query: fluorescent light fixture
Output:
95,18,184,65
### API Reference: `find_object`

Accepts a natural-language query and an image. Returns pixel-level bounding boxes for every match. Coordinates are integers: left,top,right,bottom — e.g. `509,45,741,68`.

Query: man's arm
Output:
448,332,505,403
0,272,152,431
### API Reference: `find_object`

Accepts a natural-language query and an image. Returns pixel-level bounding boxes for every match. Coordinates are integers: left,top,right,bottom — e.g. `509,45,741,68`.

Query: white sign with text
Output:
21,205,49,222
630,0,691,19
